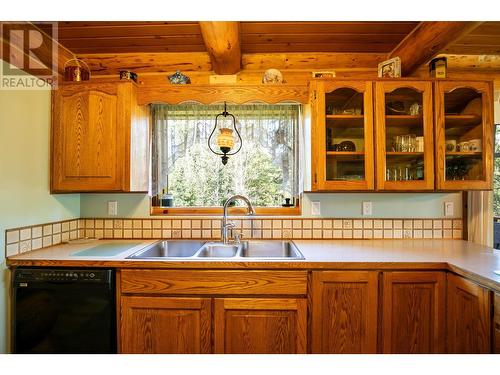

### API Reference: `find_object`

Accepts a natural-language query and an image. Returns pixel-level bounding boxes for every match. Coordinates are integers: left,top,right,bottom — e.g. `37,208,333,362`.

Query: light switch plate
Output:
362,201,373,216
444,201,454,217
108,201,118,216
311,201,321,216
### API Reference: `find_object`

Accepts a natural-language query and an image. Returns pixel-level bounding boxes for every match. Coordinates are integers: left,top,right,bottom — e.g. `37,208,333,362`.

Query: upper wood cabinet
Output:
311,271,378,353
434,81,494,190
375,81,435,190
51,81,150,193
214,298,307,354
381,271,446,353
311,80,375,191
310,78,494,192
446,273,491,353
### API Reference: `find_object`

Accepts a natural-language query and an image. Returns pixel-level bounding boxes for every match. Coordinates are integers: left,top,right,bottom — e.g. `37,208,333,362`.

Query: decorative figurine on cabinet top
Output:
262,68,283,84
168,70,191,84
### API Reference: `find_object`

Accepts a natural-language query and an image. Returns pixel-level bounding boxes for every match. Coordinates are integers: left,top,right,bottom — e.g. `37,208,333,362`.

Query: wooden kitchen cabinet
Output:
310,80,375,191
311,271,378,353
381,271,446,353
120,270,308,354
434,81,494,190
120,296,211,354
51,80,150,192
494,293,500,354
375,81,435,190
214,298,307,354
446,273,491,353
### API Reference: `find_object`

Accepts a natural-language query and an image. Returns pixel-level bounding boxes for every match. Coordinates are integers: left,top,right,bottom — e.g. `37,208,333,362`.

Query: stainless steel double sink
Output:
127,240,304,260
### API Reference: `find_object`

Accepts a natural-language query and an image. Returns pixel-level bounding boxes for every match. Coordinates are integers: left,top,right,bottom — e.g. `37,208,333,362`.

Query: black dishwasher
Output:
12,268,116,354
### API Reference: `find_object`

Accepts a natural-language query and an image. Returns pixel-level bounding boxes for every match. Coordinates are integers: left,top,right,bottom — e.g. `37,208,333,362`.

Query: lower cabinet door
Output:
120,296,211,354
382,272,446,353
494,293,500,354
311,271,378,353
214,298,307,354
447,273,491,353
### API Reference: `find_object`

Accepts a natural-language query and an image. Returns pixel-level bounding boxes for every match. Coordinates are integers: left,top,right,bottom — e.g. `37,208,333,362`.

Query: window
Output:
151,103,300,214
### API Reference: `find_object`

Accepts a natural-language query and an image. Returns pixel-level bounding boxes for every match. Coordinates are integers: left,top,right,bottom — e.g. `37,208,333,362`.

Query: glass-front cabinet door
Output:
311,80,374,190
374,81,434,190
434,81,493,190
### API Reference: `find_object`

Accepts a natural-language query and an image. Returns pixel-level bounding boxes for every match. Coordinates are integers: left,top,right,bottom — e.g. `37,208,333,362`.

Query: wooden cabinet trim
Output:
220,298,302,310
137,84,309,105
121,269,308,295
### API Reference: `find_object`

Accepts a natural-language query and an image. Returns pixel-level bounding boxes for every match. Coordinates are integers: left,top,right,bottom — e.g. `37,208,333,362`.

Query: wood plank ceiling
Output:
445,22,500,54
33,21,500,78
46,21,421,54
43,21,500,55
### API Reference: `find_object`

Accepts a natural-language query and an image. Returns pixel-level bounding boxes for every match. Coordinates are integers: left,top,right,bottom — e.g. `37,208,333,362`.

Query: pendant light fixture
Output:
208,102,242,165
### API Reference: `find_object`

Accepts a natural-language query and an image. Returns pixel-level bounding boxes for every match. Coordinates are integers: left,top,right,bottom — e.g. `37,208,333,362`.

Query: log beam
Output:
388,21,483,76
199,21,241,74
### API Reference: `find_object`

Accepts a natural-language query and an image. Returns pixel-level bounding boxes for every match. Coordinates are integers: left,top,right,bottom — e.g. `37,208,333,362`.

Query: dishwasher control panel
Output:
14,268,112,283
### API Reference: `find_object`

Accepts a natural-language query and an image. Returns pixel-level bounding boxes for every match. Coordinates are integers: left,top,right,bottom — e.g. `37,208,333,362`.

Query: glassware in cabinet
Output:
311,80,374,191
374,81,434,190
434,81,493,190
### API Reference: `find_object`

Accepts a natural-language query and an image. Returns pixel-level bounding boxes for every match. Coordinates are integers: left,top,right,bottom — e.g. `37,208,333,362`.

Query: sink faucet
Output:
221,195,255,244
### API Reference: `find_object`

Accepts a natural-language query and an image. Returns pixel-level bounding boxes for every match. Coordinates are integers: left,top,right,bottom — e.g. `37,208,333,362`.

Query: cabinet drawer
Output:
121,269,308,295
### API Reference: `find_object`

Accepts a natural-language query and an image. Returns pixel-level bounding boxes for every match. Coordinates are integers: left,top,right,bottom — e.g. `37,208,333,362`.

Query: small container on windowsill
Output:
161,193,174,208
282,198,294,207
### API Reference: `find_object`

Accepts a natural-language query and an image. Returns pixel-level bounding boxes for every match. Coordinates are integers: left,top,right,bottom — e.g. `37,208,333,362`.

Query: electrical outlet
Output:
444,201,454,217
362,201,373,216
311,201,321,216
108,201,118,216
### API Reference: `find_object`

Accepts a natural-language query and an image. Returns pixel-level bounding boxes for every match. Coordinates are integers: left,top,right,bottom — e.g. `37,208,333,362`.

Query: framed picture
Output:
378,57,401,78
312,71,336,78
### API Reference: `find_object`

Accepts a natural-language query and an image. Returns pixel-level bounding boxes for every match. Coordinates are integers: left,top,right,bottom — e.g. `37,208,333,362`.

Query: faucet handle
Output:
233,231,243,244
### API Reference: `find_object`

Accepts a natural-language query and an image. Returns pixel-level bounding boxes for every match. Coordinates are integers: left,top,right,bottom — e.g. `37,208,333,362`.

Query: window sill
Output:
150,206,301,216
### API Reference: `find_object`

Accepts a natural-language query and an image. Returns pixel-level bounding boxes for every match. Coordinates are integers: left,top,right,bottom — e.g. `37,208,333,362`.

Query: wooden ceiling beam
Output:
77,52,386,76
1,22,75,77
199,21,241,74
388,21,483,76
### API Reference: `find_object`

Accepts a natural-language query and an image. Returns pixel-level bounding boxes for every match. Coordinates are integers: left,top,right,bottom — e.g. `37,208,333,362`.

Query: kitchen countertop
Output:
6,239,500,292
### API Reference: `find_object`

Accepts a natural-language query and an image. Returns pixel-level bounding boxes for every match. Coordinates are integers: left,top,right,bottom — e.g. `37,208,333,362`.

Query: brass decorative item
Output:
207,102,242,165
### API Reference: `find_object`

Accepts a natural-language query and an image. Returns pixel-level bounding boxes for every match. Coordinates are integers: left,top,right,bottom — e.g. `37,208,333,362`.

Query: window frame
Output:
150,102,303,216
150,202,302,216
494,123,500,219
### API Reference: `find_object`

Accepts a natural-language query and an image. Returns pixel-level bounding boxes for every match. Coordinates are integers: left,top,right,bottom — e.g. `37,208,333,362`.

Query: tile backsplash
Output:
5,217,463,257
5,219,81,257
